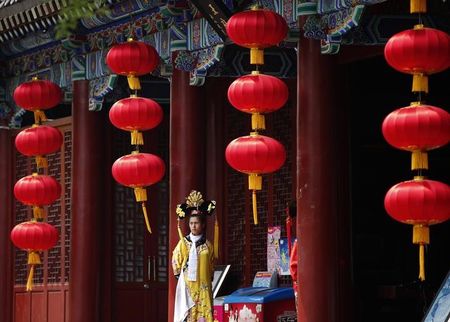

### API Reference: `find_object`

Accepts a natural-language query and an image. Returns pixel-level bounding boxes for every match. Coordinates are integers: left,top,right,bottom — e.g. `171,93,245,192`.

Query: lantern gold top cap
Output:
32,76,39,81
414,24,424,30
413,175,425,181
127,37,134,42
250,4,263,10
251,70,260,75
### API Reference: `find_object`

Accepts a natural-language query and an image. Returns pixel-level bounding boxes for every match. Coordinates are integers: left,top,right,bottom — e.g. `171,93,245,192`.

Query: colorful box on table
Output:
223,287,296,322
213,296,226,322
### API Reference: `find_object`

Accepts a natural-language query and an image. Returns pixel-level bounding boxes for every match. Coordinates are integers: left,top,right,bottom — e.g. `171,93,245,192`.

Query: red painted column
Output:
168,70,206,321
0,129,13,322
205,78,226,261
296,37,352,322
69,80,107,322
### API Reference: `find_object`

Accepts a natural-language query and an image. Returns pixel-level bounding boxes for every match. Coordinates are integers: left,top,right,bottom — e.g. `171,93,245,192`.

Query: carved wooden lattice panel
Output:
64,130,72,282
14,151,30,285
113,130,144,283
225,81,295,286
225,105,248,285
47,148,62,283
269,95,295,286
156,116,169,283
13,123,72,287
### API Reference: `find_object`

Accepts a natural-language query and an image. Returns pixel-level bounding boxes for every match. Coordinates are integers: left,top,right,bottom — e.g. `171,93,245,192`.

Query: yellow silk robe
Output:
172,236,214,322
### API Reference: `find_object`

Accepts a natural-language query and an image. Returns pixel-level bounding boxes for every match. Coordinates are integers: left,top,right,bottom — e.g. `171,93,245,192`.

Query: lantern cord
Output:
33,110,47,125
141,202,152,234
131,130,144,146
35,155,48,169
252,190,258,225
33,206,45,221
419,244,425,281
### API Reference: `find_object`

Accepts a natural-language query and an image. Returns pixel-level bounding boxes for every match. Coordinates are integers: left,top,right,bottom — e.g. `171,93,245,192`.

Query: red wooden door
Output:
12,118,72,322
112,117,168,322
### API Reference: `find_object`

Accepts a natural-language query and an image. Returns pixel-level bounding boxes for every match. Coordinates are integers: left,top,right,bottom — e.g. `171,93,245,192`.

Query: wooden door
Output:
12,118,72,322
112,117,169,322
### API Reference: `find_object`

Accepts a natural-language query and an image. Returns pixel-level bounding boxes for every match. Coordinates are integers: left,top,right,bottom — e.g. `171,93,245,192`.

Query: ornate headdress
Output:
176,190,216,220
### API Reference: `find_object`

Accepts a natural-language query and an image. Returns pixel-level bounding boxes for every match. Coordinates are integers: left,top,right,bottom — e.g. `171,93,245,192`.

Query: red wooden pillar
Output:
296,37,352,322
69,80,107,322
205,78,226,261
168,70,206,321
0,129,13,322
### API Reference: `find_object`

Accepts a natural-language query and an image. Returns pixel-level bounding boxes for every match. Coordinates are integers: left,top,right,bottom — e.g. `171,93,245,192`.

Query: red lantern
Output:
13,78,62,124
106,39,159,90
14,174,61,219
225,133,286,224
228,71,288,130
109,95,163,145
382,102,450,170
385,177,450,280
226,8,288,65
15,125,63,169
112,152,165,233
10,221,58,291
384,25,450,93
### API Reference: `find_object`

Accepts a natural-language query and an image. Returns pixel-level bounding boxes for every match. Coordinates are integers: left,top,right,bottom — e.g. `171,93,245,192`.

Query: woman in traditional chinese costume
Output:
172,190,216,322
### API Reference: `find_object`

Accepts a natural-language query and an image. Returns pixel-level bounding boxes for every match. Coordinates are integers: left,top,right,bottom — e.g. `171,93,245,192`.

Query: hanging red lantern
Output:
13,78,62,124
109,95,163,145
384,25,450,93
112,152,165,233
227,71,288,130
225,133,286,224
106,39,160,90
226,8,288,65
14,174,61,220
10,221,58,291
15,125,63,169
382,102,450,170
385,177,450,281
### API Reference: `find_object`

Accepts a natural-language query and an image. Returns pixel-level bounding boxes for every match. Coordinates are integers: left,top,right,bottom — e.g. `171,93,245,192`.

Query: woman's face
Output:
189,215,204,236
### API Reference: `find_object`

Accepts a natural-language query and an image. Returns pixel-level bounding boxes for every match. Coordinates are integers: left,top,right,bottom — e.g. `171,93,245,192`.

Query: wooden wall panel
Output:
12,117,72,322
48,291,64,322
14,293,30,322
114,289,146,322
31,293,46,322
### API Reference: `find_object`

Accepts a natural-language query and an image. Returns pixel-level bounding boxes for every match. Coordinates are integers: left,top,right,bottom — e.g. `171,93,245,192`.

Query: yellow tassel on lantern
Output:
26,251,41,291
134,187,147,202
127,75,141,90
141,202,152,234
248,173,262,225
411,151,428,170
251,113,266,131
214,218,219,259
33,206,45,220
131,130,144,145
250,48,264,65
35,155,48,169
413,224,429,281
133,187,151,233
33,110,47,125
410,0,426,13
412,73,428,93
